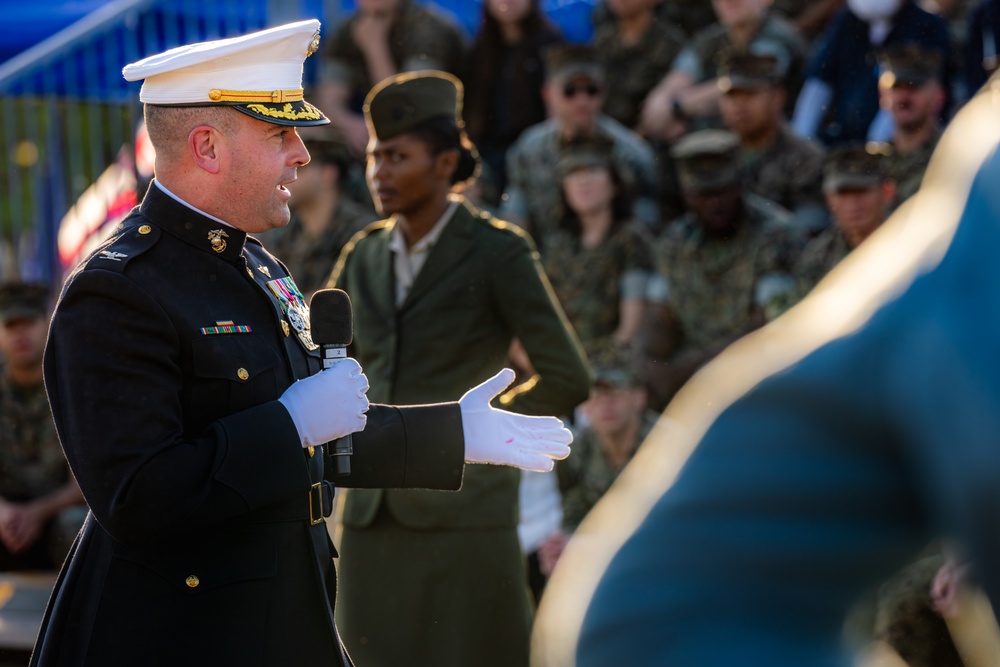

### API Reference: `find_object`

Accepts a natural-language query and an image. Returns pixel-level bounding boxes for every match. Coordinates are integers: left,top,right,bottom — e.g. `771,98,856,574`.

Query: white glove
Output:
278,359,370,448
459,368,573,472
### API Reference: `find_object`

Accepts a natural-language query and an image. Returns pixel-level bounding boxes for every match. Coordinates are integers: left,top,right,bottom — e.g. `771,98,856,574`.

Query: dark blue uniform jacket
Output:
31,183,464,666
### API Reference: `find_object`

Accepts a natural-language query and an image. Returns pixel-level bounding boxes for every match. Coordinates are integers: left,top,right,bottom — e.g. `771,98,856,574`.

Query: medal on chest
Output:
266,276,318,350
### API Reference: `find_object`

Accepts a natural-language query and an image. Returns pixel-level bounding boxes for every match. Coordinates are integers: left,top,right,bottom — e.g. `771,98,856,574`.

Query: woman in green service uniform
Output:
329,71,590,667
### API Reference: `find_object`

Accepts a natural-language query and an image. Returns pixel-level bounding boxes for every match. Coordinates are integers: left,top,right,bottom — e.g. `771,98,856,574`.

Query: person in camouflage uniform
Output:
639,130,804,411
262,131,378,297
542,133,654,359
0,283,85,570
501,45,659,248
592,0,686,131
538,342,659,576
872,44,947,213
637,0,808,141
319,0,466,155
717,52,828,235
771,145,895,318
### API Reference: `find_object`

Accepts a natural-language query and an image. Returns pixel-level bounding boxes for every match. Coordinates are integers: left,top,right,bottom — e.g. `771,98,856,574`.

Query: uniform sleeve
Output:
670,45,701,81
338,403,465,490
620,227,655,301
44,270,311,545
491,231,592,417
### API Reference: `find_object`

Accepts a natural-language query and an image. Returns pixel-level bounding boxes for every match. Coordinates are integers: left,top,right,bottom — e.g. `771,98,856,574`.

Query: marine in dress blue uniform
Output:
32,21,571,667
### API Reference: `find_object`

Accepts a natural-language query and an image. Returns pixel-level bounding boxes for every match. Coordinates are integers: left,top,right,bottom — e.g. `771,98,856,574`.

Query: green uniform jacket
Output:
330,198,591,529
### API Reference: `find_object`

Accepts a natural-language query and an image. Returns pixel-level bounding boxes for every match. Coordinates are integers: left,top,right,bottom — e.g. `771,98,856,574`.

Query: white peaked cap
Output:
122,19,329,127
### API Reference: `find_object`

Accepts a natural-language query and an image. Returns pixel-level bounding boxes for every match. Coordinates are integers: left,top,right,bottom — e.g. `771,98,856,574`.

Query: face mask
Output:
847,0,901,21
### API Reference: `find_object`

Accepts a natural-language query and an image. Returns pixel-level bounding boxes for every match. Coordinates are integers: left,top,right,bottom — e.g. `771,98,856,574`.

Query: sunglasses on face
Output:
563,82,601,98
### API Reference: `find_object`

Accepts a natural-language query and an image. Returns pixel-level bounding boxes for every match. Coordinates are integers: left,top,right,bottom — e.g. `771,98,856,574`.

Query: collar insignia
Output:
208,229,229,253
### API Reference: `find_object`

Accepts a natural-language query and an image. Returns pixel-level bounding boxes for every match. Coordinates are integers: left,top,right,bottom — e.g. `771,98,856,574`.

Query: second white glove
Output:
459,368,573,472
278,358,370,448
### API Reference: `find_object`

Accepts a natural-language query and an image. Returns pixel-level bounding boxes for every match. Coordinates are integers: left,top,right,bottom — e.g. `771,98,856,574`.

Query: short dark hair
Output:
144,105,239,163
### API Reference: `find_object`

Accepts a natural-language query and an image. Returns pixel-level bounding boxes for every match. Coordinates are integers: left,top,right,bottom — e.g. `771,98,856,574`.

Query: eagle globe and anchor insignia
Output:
208,229,229,253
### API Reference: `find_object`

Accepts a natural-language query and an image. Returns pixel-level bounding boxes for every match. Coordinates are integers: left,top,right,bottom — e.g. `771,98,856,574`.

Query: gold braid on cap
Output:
246,103,322,121
207,88,304,103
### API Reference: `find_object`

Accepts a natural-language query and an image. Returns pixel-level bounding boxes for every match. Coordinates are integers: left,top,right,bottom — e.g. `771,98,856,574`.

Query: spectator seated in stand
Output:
0,282,86,572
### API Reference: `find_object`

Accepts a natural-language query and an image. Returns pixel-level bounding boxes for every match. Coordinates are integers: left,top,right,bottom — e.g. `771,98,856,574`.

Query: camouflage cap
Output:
671,129,743,193
557,132,615,178
544,44,606,84
0,282,49,323
823,144,886,193
717,52,783,92
363,70,463,142
589,342,639,389
878,43,944,89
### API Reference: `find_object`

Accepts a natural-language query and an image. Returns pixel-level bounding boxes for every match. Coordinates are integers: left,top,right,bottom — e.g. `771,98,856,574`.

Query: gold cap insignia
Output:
208,229,229,253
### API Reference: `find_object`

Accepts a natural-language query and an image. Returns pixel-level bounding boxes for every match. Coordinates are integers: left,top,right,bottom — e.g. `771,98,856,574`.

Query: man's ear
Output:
189,125,222,174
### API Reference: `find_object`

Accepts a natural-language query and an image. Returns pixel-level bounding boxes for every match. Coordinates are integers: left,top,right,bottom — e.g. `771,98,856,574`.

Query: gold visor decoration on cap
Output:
208,88,304,103
245,102,323,122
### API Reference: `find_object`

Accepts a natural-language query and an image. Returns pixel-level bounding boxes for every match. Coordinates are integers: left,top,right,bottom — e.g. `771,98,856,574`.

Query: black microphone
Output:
310,288,354,369
309,288,355,476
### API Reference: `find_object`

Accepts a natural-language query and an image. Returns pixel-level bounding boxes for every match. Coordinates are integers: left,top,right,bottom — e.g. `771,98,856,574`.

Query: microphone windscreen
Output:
310,289,353,346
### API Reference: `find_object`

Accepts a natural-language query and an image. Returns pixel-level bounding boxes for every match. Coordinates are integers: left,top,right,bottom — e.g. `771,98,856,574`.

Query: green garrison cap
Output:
671,129,742,193
543,44,606,84
823,144,886,193
557,132,615,178
718,53,783,92
363,70,463,142
0,282,49,322
878,43,944,89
